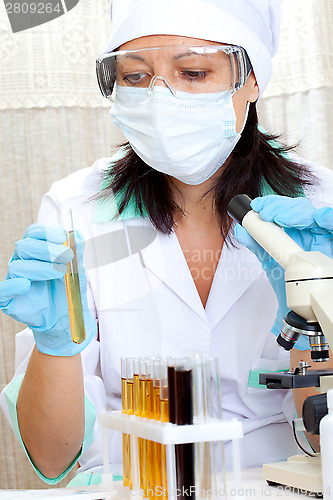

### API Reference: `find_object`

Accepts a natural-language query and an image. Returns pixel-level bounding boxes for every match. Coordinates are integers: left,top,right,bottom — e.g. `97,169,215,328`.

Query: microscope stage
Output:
259,370,333,389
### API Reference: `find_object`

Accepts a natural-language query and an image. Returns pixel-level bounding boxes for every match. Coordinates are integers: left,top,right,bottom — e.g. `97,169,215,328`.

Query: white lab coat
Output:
2,154,333,476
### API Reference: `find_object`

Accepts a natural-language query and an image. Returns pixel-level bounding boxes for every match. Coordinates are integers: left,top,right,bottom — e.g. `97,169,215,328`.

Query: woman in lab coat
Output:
1,0,333,485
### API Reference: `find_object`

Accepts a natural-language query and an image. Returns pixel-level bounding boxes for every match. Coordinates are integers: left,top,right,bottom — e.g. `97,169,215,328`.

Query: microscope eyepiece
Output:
227,194,253,225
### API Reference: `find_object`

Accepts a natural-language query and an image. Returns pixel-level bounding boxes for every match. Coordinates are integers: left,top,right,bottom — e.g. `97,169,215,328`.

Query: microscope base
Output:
262,454,323,496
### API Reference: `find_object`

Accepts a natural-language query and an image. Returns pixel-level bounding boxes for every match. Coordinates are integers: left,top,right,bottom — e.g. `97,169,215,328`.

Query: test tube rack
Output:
99,410,243,499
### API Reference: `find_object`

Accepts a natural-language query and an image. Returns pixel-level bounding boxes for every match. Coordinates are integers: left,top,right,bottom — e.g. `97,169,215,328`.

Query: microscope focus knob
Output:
303,393,328,435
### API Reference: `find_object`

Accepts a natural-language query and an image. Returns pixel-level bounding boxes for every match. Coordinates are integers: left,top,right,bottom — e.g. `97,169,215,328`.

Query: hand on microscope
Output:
0,223,97,356
234,195,333,350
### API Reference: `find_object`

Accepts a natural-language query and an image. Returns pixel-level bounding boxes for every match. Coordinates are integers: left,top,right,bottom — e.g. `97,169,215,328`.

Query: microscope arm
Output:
227,194,333,334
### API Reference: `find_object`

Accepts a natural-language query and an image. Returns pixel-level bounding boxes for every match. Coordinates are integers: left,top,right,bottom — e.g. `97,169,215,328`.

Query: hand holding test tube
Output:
58,208,86,344
0,214,96,355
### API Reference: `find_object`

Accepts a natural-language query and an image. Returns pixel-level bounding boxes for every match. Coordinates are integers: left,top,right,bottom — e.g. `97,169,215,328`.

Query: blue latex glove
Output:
234,195,333,350
0,223,97,356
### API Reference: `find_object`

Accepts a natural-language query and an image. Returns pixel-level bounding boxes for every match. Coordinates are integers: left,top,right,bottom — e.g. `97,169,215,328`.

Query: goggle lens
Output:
96,45,251,101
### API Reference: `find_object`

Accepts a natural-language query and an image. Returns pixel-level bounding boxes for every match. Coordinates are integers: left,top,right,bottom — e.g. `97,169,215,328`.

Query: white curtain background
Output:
0,0,332,489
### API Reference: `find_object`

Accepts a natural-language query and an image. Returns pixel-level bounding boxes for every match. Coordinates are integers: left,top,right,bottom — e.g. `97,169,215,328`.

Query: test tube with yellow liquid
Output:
126,359,135,490
133,359,144,492
153,361,162,496
139,359,148,495
146,359,155,498
134,359,140,418
160,362,169,500
58,208,85,344
121,358,131,488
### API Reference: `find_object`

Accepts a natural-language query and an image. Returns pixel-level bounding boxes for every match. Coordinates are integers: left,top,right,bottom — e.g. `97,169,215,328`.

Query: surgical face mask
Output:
110,85,248,185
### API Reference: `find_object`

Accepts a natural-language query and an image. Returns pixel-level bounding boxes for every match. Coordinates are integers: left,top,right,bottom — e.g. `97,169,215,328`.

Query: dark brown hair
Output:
98,103,316,241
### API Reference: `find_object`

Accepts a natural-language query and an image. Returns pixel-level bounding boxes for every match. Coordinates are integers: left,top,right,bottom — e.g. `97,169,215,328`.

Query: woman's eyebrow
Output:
119,51,211,63
173,51,210,61
122,54,146,62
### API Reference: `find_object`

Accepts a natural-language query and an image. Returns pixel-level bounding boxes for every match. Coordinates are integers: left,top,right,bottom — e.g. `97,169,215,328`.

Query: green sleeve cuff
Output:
4,374,96,485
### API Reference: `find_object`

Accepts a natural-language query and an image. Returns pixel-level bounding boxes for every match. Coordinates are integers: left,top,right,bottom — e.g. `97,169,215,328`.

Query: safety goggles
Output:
96,45,252,101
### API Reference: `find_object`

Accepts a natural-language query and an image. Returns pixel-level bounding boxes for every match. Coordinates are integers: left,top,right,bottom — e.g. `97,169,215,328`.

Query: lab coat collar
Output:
205,241,263,330
140,227,262,329
140,228,209,325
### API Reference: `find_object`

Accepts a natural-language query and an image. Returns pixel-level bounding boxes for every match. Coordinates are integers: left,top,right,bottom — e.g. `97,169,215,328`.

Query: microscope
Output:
228,194,333,498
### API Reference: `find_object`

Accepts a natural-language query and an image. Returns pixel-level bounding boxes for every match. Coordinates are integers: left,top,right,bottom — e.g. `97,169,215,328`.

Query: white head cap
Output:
102,0,281,96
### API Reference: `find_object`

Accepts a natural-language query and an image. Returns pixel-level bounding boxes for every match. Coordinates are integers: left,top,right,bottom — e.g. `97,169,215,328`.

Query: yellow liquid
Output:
127,379,134,489
160,398,169,500
153,384,162,493
146,379,155,496
140,378,147,418
146,379,154,419
139,377,148,493
127,379,134,416
161,399,169,424
64,232,85,344
153,383,161,421
121,378,129,488
133,375,144,490
121,377,132,488
134,374,140,417
121,378,127,414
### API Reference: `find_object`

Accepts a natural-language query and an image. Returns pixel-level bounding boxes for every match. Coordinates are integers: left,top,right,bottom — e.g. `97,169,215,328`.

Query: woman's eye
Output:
180,70,209,81
123,73,149,85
